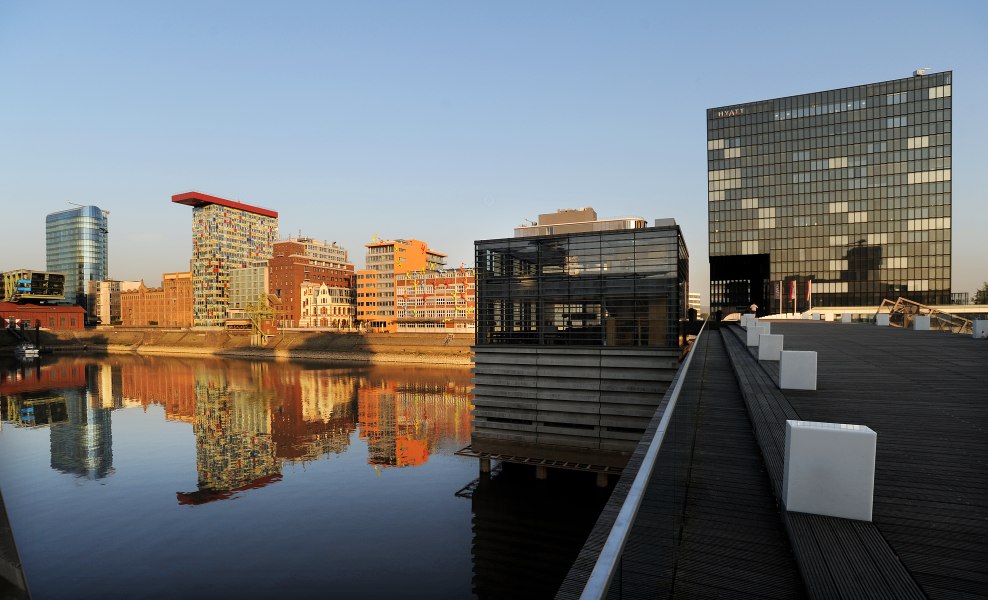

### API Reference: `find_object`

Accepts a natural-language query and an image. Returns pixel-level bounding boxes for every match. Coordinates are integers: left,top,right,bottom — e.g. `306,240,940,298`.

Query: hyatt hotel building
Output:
707,71,952,314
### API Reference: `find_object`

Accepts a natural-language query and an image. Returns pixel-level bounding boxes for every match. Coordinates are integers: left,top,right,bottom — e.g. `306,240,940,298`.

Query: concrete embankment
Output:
1,328,473,366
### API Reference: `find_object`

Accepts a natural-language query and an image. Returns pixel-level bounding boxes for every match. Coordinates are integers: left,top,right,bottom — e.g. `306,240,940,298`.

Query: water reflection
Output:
0,356,615,598
0,356,472,500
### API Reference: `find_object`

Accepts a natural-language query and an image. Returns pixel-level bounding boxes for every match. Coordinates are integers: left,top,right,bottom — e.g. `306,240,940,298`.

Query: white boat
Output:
14,343,40,360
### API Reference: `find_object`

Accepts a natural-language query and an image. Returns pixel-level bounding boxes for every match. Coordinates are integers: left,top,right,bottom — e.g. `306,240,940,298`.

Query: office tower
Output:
46,205,108,310
172,192,278,328
708,71,952,314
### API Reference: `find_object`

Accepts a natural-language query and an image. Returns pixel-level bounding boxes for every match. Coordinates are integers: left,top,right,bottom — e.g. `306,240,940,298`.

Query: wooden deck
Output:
559,321,987,599
558,331,804,599
749,321,988,600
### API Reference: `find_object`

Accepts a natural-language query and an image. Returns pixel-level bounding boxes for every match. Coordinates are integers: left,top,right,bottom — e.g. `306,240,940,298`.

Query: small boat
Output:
14,343,40,360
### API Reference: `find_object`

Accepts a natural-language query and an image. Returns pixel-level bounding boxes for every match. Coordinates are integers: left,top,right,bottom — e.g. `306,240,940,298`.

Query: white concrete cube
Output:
912,315,931,330
876,313,890,326
783,420,876,521
758,334,783,361
802,312,812,320
972,320,987,339
824,312,834,322
840,313,852,323
778,351,817,390
812,312,821,321
747,324,768,347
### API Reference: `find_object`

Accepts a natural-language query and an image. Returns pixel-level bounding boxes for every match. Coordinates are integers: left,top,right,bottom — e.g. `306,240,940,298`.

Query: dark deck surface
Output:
558,330,805,599
757,321,988,600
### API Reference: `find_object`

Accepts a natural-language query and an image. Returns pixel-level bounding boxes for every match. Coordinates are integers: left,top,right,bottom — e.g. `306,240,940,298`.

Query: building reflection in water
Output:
1,360,113,479
462,464,613,599
1,356,473,502
358,368,472,468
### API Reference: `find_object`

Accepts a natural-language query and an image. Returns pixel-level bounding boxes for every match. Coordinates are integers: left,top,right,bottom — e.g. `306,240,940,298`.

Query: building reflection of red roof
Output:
175,473,283,506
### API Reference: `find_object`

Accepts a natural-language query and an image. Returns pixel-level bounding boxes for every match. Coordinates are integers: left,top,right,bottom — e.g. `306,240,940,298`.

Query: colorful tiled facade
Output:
172,192,278,328
395,268,476,332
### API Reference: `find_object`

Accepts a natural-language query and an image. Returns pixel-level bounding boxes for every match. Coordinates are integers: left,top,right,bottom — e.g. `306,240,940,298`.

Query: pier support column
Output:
596,472,609,488
479,458,491,474
535,466,548,480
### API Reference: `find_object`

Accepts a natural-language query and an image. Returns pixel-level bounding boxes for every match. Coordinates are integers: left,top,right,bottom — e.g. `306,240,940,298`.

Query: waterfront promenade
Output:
562,320,987,599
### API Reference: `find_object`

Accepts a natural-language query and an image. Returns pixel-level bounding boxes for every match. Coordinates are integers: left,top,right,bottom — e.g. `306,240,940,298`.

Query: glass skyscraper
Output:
46,205,109,309
708,71,952,313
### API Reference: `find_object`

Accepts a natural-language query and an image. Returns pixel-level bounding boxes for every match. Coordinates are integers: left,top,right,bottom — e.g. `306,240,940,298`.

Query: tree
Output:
976,282,988,305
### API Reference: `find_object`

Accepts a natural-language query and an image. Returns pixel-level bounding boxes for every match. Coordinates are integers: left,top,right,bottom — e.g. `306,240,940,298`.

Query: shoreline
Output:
6,328,476,366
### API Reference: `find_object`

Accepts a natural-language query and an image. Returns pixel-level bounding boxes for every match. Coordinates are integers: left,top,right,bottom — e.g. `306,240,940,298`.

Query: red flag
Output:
789,279,796,300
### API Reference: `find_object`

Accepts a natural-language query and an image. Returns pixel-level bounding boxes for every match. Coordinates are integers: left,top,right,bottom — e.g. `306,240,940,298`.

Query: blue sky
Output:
2,1,986,299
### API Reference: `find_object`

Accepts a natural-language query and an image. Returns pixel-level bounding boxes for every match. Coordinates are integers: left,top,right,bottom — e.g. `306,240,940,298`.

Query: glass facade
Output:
46,205,109,309
475,225,688,348
708,72,952,313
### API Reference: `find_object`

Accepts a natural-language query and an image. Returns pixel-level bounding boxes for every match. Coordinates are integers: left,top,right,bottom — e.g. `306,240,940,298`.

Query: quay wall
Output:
1,328,473,366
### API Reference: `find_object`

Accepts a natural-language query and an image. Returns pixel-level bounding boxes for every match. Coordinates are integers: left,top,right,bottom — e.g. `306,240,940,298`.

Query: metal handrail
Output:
579,319,708,599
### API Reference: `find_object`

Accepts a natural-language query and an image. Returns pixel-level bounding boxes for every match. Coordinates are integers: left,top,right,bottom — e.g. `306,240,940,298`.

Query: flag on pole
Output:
806,280,812,303
789,279,796,301
775,281,781,299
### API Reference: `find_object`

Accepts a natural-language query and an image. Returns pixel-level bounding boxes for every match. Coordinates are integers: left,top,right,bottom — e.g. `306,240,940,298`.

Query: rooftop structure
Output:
708,72,953,314
514,207,647,238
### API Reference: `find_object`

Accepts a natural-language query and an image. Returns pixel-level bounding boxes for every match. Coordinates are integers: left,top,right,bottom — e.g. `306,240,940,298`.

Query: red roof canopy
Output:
171,191,278,219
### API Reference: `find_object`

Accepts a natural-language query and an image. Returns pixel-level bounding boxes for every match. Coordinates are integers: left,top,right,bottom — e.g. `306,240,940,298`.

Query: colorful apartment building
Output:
356,239,446,332
269,236,354,328
119,272,193,327
299,283,355,329
172,191,278,328
395,268,476,332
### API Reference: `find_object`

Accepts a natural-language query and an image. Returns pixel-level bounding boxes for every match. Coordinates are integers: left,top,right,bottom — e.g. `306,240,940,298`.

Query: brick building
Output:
120,272,193,327
1,302,86,330
269,237,354,328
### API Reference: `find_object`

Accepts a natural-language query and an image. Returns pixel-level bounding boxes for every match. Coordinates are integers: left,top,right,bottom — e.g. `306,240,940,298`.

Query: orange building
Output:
395,268,476,332
269,237,354,328
356,239,446,332
120,272,193,327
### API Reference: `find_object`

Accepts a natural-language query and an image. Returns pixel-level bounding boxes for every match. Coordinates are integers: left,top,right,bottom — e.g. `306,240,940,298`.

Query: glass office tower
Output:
708,71,952,313
46,205,109,309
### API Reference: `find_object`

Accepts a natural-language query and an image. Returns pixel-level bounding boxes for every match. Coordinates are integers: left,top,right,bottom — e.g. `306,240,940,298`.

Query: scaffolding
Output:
876,297,973,334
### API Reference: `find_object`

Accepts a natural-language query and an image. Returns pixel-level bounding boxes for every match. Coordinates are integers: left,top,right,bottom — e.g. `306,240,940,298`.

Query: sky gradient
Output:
2,1,986,301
